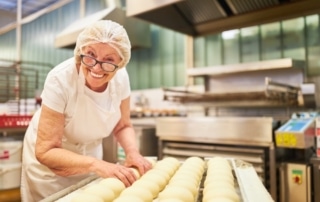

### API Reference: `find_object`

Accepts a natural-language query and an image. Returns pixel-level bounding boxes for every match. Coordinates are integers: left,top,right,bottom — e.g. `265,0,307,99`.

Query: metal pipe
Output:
80,0,85,18
15,0,22,107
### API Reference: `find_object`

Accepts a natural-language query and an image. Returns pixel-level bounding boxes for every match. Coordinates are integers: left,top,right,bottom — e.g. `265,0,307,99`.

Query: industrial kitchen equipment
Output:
158,58,317,202
275,113,317,202
155,116,277,200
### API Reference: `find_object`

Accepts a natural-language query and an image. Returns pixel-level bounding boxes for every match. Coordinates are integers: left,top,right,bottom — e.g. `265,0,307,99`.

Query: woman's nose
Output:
92,62,103,70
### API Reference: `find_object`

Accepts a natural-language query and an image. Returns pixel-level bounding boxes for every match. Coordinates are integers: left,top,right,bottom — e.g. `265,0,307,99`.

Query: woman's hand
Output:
112,97,153,177
92,160,137,187
123,152,152,176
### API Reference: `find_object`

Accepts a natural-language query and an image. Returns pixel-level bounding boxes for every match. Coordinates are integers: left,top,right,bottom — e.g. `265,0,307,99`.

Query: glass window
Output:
206,34,222,66
282,17,305,60
261,22,282,60
306,14,320,75
222,29,240,64
240,26,260,62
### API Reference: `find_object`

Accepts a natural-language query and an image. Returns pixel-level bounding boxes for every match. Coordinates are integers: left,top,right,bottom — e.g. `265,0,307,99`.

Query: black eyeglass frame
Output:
80,54,119,72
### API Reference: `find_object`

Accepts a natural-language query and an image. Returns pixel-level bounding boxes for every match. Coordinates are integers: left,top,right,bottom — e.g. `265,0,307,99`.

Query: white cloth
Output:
20,57,130,202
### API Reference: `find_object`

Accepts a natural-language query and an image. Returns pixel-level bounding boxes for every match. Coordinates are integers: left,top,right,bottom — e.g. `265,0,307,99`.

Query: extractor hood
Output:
126,0,320,37
55,5,151,49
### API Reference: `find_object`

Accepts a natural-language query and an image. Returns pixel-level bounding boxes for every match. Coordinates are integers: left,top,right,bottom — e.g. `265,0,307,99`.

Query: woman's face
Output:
80,43,122,92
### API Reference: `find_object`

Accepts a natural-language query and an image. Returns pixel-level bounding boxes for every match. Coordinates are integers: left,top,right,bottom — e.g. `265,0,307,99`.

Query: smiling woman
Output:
20,20,152,202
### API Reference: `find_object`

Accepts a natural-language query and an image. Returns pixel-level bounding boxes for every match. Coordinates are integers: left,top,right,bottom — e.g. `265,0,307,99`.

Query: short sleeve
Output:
41,73,67,113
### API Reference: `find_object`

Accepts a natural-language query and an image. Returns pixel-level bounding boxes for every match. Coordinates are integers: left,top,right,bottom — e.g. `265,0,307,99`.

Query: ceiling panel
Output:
0,0,67,31
0,0,62,17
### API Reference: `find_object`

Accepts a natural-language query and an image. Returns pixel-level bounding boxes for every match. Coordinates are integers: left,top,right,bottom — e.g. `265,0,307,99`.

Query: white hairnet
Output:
74,20,131,68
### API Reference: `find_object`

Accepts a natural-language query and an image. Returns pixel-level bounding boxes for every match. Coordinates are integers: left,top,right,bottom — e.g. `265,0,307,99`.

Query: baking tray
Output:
42,158,274,202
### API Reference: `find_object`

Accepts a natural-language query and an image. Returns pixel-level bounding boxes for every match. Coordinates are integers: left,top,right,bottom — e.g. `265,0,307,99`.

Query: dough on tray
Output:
202,187,240,202
132,178,160,198
158,186,194,202
98,177,125,196
129,167,141,179
168,178,198,196
70,192,104,202
140,171,168,190
157,199,184,202
203,180,235,196
120,186,153,202
113,195,144,202
145,157,157,167
83,184,115,201
203,197,235,202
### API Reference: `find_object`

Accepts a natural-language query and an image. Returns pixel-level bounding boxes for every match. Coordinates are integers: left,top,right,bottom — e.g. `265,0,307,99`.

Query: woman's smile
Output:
89,70,105,78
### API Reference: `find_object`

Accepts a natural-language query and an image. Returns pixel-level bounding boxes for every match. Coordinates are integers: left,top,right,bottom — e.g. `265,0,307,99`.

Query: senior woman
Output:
20,20,152,201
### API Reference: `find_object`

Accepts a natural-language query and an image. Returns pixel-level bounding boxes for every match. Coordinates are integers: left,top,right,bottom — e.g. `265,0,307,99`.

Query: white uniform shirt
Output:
42,57,130,126
20,57,131,202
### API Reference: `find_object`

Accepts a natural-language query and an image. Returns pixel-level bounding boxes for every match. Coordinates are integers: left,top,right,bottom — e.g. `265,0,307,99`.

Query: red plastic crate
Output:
0,115,33,128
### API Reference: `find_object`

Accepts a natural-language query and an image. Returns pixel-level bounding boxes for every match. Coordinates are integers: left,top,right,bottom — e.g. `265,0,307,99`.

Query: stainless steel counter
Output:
130,117,156,127
156,117,274,146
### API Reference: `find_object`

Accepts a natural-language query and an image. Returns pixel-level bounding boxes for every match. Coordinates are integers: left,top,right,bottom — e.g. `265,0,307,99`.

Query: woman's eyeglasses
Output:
80,55,119,72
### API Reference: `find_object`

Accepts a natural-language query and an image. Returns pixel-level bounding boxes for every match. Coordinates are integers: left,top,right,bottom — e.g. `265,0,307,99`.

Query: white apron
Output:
21,67,121,202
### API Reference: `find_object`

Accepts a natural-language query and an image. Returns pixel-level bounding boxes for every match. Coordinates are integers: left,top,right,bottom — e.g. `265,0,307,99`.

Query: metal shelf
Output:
187,58,305,77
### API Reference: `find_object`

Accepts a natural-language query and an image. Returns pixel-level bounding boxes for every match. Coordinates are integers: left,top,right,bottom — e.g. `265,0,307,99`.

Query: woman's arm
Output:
35,105,137,186
35,105,99,175
113,97,152,175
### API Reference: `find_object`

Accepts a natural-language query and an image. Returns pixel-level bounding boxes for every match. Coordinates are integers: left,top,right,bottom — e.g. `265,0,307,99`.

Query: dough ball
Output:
132,179,160,198
172,172,200,187
207,164,232,174
184,163,205,175
146,168,171,181
113,195,144,202
162,157,181,167
99,178,125,196
177,167,203,181
129,167,141,179
145,157,157,167
207,157,232,170
168,178,198,196
184,156,204,166
158,186,194,202
204,172,234,187
203,197,234,202
170,173,199,186
83,184,115,201
158,199,184,202
71,192,104,202
140,171,168,190
202,188,240,202
120,186,153,202
203,180,235,195
154,161,178,176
